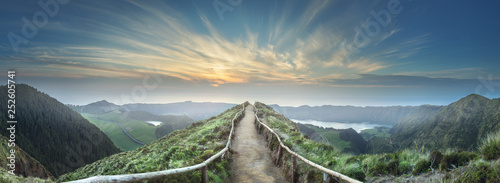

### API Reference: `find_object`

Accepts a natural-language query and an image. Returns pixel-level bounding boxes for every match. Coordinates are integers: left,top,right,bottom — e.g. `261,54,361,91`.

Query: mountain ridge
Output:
0,84,120,177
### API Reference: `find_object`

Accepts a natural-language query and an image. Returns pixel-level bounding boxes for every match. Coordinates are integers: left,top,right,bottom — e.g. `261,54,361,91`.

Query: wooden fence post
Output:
201,166,208,183
323,172,329,183
275,145,282,166
292,156,297,183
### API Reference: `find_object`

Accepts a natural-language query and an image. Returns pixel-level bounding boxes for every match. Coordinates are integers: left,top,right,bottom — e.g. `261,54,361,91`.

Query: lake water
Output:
292,119,392,133
145,121,163,126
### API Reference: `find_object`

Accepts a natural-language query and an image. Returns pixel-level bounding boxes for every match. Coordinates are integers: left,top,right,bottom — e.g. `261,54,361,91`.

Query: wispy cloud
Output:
3,0,432,87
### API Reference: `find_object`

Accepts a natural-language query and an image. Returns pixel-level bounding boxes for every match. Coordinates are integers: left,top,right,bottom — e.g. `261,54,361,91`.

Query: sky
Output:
1,0,499,107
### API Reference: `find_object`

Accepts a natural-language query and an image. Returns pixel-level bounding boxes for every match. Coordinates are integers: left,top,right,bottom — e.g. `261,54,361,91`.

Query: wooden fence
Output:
253,104,362,183
65,103,247,183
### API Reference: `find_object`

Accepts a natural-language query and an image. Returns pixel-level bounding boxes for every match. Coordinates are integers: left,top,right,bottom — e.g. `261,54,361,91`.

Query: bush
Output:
412,159,430,175
452,160,499,183
439,150,477,170
429,150,443,169
479,130,500,160
342,163,366,182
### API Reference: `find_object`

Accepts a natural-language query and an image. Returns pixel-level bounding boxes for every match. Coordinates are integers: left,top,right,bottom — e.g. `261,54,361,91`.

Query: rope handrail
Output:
253,103,362,183
66,103,247,183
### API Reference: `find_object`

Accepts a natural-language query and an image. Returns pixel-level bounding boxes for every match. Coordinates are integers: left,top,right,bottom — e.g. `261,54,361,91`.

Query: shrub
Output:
439,150,477,170
412,159,430,175
342,163,366,182
387,159,399,175
479,130,500,160
429,150,443,169
452,160,499,183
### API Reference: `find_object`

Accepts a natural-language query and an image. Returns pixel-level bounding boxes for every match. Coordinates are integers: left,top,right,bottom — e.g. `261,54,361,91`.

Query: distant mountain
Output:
391,94,500,151
119,110,194,139
0,84,120,177
0,135,53,179
122,101,236,121
71,101,236,121
270,104,441,125
81,100,119,114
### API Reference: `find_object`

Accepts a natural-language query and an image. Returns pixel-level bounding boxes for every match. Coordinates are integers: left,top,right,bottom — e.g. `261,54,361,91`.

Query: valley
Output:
1,84,499,182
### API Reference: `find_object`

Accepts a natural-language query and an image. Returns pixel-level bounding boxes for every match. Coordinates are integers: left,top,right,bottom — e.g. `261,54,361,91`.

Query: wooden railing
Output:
66,103,247,183
253,103,362,183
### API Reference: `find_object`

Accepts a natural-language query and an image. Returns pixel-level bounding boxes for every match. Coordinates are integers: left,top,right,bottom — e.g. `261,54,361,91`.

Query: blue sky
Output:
1,0,499,106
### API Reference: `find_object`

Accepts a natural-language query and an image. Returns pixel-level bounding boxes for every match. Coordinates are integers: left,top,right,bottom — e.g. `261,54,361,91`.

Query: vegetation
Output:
81,108,194,151
0,84,120,177
271,104,442,125
0,167,53,183
297,123,367,154
81,113,144,151
0,135,53,179
359,126,391,141
479,129,500,160
255,101,500,182
122,101,236,121
392,95,500,151
59,103,245,182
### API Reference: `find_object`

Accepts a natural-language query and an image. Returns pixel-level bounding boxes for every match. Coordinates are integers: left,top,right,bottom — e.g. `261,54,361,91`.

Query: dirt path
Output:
226,105,288,183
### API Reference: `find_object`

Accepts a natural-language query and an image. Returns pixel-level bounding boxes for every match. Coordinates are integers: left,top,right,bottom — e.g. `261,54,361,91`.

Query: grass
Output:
254,102,500,182
322,132,351,151
98,111,158,143
82,113,143,151
0,167,53,183
82,110,158,151
478,129,500,160
359,127,391,141
59,103,245,182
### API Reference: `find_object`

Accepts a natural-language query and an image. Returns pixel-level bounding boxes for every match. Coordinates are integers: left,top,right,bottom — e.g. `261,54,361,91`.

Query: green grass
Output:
359,127,391,141
300,124,351,151
478,129,500,160
82,110,159,151
59,103,245,182
254,102,500,182
0,167,53,183
322,132,351,151
98,111,158,143
82,113,143,151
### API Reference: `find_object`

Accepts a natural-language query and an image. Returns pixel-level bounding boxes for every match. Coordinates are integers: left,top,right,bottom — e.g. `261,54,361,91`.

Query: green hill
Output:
59,103,245,182
297,123,367,154
392,94,500,151
254,102,500,182
81,109,194,151
0,135,53,180
0,84,120,177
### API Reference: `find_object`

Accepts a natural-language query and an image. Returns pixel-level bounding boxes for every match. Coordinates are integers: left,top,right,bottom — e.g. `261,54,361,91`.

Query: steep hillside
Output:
0,135,53,179
297,123,367,154
392,94,500,151
124,110,194,138
0,84,120,177
59,103,245,182
271,104,441,125
80,109,194,151
254,102,500,182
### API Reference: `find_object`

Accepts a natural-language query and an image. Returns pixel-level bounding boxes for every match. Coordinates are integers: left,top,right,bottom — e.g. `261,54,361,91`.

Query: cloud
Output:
3,0,432,87
325,74,487,88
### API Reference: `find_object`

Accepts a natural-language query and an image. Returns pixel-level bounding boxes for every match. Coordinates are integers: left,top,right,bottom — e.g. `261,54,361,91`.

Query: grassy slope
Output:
0,167,53,183
304,125,351,151
255,102,500,182
59,103,244,182
81,113,143,151
359,127,391,141
98,110,158,143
